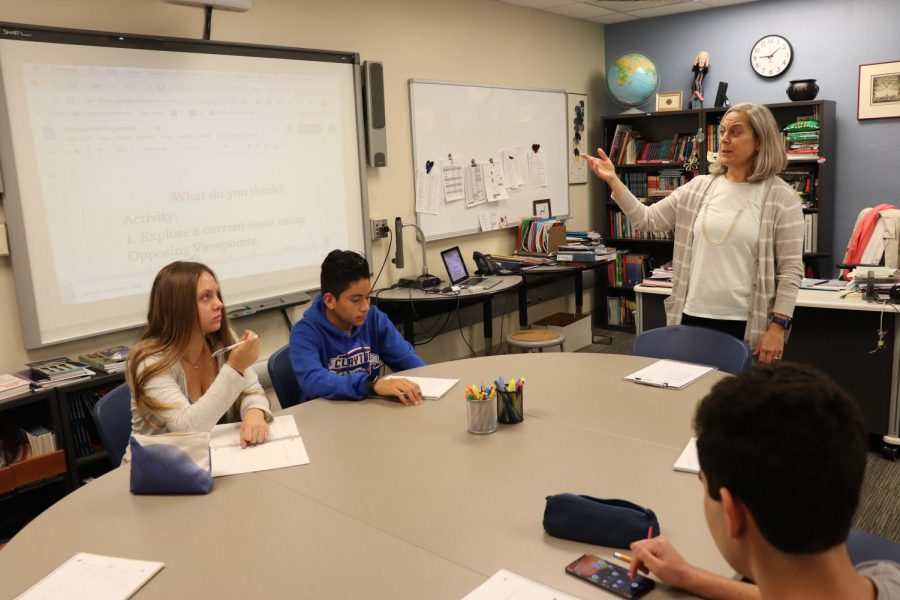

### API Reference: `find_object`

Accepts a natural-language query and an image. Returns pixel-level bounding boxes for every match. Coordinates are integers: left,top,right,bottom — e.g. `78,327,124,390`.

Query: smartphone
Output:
565,554,655,599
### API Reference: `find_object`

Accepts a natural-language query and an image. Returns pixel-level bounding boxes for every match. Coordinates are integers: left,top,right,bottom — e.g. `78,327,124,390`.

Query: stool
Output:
505,329,565,353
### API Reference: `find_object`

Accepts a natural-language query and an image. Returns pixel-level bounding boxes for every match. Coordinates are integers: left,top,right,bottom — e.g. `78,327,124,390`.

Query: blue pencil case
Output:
129,433,213,495
543,493,660,549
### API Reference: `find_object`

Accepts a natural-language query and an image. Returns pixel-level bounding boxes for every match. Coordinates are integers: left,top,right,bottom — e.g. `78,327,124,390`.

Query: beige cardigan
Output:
612,174,805,349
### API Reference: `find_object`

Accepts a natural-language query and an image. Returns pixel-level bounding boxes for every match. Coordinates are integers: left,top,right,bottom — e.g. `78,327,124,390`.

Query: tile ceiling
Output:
497,0,758,24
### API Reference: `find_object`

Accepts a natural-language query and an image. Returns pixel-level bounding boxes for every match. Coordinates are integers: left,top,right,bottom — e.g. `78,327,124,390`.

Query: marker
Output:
211,333,260,358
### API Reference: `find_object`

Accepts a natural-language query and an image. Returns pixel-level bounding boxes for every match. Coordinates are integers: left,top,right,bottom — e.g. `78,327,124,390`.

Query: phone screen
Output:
565,554,655,599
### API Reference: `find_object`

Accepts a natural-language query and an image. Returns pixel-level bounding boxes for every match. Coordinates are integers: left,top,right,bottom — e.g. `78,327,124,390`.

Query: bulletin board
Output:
409,80,570,241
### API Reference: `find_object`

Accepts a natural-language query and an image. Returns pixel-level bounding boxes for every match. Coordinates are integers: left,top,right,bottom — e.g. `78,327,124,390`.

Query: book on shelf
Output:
556,251,608,262
26,357,94,382
14,368,93,390
10,425,58,463
78,345,130,374
0,373,31,401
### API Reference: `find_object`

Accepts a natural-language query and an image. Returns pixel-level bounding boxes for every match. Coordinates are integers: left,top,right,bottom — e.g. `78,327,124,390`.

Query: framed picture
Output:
533,199,552,218
858,60,900,120
566,92,588,184
655,91,683,112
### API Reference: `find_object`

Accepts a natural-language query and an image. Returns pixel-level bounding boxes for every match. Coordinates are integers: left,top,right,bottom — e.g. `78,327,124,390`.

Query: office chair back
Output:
633,325,752,374
90,383,133,468
268,344,303,408
847,529,900,565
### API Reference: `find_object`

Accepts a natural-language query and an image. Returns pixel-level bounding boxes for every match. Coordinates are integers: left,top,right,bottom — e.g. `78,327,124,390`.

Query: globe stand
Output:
619,107,643,114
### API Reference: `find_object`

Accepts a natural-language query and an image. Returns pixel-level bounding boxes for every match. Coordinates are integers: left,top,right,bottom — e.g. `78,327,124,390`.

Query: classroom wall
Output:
0,0,606,374
603,0,900,269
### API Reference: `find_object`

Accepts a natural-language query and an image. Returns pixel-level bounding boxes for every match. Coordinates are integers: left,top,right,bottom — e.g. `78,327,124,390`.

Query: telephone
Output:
473,251,502,276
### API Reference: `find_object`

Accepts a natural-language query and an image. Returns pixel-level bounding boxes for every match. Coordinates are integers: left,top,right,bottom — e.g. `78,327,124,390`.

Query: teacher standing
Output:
583,102,804,363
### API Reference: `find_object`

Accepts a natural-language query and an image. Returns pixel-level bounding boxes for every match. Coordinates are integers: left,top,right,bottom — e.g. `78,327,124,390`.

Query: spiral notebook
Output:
463,569,581,600
209,414,309,477
17,553,164,600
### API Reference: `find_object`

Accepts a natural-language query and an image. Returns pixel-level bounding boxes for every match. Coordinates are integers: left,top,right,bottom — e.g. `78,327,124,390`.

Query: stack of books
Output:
642,262,674,288
16,357,94,390
783,119,820,160
0,373,31,401
556,242,614,263
14,425,58,462
79,345,130,374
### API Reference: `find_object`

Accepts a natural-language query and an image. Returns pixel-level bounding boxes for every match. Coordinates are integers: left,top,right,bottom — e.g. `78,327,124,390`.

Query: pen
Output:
211,333,260,358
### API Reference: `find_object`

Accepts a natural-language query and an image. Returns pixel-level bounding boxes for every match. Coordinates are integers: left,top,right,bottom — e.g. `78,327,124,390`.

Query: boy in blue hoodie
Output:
289,250,426,404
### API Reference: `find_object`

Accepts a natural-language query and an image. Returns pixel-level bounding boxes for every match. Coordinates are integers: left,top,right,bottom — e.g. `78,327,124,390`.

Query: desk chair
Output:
847,529,900,564
633,325,751,374
506,329,565,353
90,383,132,468
268,344,303,408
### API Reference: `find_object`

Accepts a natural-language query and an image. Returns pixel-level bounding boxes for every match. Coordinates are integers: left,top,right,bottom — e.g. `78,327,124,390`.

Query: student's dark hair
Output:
320,250,370,298
694,362,866,554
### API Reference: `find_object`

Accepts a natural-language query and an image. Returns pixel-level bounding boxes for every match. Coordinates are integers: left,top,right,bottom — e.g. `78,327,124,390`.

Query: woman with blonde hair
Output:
127,261,271,446
583,102,804,363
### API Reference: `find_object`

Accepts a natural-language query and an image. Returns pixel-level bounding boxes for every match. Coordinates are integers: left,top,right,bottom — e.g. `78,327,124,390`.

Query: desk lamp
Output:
392,217,440,288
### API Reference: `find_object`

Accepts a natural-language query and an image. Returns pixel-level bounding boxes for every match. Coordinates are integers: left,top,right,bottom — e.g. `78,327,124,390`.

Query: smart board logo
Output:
1,29,33,38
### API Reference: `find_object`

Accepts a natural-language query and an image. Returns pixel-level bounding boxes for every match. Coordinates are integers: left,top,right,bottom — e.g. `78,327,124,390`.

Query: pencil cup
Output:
496,389,524,424
467,398,497,434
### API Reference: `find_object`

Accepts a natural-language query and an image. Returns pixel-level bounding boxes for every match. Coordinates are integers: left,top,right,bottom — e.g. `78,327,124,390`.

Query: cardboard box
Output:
533,312,592,351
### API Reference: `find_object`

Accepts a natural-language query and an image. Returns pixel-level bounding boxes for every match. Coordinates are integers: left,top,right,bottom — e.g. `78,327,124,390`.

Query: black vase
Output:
787,79,819,101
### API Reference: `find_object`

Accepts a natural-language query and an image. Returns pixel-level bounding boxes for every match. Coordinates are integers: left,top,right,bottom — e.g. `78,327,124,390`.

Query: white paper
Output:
527,147,548,188
415,168,440,215
502,147,525,188
17,553,164,600
483,160,508,202
383,376,459,400
463,569,580,600
441,160,466,203
209,414,310,477
464,163,488,207
674,437,700,474
478,214,493,232
624,359,715,390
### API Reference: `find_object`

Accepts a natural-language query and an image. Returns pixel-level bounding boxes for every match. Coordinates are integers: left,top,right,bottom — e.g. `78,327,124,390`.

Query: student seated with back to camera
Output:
627,363,899,600
127,261,273,449
290,250,426,405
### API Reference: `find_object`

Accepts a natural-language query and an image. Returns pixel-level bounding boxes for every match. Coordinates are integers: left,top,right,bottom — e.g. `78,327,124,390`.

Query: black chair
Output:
633,325,752,374
267,344,303,408
90,383,132,467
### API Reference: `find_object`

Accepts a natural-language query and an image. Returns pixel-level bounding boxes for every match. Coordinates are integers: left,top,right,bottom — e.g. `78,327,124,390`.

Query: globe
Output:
606,52,659,108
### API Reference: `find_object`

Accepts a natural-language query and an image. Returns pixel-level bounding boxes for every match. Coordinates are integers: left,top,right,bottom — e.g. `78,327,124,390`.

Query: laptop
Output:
440,246,502,289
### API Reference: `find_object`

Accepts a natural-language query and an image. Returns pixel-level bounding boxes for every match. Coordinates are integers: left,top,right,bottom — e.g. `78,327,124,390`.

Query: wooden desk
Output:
634,285,900,445
372,276,522,350
0,354,731,599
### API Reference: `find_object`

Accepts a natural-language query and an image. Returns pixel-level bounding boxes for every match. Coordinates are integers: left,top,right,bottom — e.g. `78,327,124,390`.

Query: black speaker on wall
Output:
363,61,387,167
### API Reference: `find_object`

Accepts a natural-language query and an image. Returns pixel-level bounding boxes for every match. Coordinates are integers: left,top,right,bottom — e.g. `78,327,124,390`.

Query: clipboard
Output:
624,359,716,390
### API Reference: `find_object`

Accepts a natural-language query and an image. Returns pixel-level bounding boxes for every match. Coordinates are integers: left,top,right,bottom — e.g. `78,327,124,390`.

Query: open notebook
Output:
17,553,164,600
209,414,310,477
624,360,715,390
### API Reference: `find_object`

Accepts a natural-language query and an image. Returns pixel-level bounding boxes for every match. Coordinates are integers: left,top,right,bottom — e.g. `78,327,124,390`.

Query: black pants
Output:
681,313,746,341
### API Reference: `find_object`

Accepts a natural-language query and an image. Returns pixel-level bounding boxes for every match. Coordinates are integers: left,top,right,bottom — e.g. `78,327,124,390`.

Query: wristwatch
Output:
770,315,792,330
365,376,379,396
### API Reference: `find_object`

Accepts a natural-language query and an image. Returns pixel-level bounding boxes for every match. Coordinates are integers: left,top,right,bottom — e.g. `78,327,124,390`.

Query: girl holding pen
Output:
126,261,273,451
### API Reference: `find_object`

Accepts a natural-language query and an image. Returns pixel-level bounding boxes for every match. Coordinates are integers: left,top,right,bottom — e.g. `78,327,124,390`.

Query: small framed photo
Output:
533,199,552,218
655,91,683,112
858,60,900,120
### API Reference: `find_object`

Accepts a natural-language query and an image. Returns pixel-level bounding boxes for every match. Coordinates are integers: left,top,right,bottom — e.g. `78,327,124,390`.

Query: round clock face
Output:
750,34,793,78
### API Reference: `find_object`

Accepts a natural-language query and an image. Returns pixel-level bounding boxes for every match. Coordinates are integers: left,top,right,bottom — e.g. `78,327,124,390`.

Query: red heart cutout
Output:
532,144,540,153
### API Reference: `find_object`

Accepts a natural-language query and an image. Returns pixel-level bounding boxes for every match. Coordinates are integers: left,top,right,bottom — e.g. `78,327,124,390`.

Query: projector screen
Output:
0,24,369,348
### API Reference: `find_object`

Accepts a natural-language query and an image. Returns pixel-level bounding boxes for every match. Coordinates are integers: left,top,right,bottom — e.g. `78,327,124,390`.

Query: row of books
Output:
556,243,614,263
606,296,636,326
608,210,674,241
1,425,58,467
68,389,107,458
607,250,651,288
780,168,818,208
607,125,694,166
803,212,819,253
620,170,689,200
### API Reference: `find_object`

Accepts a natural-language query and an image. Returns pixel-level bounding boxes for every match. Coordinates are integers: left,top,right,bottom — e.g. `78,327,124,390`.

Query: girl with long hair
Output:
127,261,271,447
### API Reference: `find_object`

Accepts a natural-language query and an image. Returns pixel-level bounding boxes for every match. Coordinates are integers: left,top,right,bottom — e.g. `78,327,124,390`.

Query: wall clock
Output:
750,34,793,78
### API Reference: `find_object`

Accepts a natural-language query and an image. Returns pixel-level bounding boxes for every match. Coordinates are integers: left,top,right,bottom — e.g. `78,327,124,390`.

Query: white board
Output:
409,80,569,241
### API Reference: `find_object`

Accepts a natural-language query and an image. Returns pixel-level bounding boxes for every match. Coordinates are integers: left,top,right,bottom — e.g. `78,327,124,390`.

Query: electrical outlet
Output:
371,218,389,240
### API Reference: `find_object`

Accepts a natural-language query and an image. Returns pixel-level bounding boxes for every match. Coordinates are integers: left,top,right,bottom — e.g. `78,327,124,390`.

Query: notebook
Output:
382,376,459,399
209,414,310,477
17,553,164,600
624,359,716,390
674,437,700,474
440,246,501,289
463,569,580,600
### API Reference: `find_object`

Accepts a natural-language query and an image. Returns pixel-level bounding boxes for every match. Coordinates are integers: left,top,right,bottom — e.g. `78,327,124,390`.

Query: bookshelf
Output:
598,100,836,332
0,372,123,541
